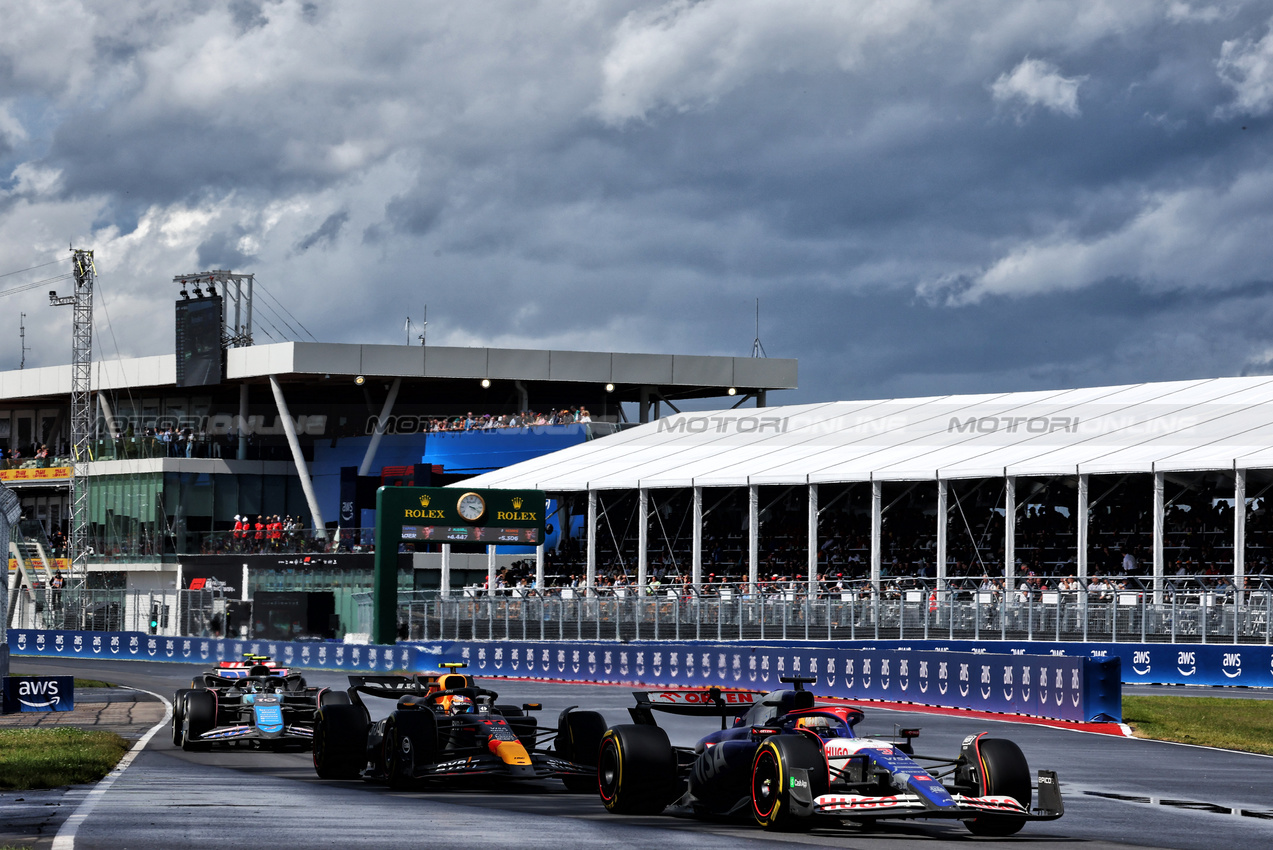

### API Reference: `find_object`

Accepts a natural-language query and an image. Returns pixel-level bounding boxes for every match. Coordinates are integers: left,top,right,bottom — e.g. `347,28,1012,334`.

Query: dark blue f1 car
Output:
596,676,1064,835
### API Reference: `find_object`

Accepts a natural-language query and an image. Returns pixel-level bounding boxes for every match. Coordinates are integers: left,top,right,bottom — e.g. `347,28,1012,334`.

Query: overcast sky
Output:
4,1,1273,405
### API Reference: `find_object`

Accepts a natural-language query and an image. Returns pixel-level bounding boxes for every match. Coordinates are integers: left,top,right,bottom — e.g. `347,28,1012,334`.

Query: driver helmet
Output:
449,694,474,715
795,714,840,738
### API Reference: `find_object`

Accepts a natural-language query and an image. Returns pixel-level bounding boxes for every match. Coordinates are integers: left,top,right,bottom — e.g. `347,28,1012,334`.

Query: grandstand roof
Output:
0,341,796,406
459,375,1273,491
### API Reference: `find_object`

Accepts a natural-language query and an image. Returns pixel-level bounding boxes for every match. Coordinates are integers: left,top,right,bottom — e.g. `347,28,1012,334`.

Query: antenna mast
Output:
19,312,28,369
751,297,767,358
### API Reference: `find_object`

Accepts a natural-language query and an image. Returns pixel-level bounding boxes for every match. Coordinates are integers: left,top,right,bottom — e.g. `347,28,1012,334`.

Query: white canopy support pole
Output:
586,488,597,595
535,543,545,595
807,483,818,596
1005,475,1016,592
748,484,759,595
1153,470,1164,604
440,543,451,597
487,544,496,597
359,377,401,476
1235,468,1246,604
637,487,649,596
692,486,703,591
936,479,947,590
870,479,882,591
268,375,326,538
1077,473,1089,582
238,383,248,461
97,393,119,440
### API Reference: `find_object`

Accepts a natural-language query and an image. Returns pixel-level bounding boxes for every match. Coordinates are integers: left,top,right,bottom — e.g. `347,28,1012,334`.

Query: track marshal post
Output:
372,486,547,645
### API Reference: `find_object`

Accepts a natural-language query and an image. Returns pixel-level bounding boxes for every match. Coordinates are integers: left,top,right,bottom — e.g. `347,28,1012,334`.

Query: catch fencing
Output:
359,575,1273,646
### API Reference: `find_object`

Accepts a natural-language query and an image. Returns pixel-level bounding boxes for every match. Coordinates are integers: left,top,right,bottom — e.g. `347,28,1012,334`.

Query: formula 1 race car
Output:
171,655,328,751
596,676,1064,835
311,665,604,790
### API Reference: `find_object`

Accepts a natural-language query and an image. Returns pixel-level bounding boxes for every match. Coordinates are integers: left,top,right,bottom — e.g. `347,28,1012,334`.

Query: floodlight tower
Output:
174,270,254,347
48,248,95,591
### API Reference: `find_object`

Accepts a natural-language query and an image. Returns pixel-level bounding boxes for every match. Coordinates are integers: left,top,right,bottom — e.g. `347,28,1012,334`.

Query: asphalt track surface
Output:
7,657,1273,850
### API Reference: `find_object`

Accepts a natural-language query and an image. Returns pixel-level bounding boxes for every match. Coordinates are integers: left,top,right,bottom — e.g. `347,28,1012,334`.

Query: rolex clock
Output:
456,491,486,522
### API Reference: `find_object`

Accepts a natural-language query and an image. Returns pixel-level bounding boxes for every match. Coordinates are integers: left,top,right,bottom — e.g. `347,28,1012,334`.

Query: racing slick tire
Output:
313,704,370,780
319,689,351,708
171,689,190,747
598,724,678,814
751,734,829,831
556,709,607,793
181,690,216,752
385,710,437,789
964,738,1031,837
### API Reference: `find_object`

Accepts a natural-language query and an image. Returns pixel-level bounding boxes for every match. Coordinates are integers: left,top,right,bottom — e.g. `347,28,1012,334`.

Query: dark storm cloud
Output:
5,1,1273,405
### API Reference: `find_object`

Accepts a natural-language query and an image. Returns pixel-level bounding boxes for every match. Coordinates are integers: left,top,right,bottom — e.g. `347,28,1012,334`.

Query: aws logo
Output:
15,679,62,709
1132,650,1152,676
1177,651,1196,677
1222,652,1242,679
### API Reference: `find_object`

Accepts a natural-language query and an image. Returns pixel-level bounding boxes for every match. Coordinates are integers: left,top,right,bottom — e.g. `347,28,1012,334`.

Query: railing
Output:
352,575,1273,645
79,526,371,564
5,587,231,635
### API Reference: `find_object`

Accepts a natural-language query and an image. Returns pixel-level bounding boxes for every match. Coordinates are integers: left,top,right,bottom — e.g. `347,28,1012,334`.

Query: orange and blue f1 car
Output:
311,664,604,790
597,676,1064,835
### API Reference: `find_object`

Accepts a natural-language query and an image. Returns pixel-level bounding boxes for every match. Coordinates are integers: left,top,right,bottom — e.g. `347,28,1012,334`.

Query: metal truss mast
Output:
49,248,95,590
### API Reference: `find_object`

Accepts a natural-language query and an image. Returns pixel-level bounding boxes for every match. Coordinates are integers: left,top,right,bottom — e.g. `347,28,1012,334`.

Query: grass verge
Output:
73,678,115,689
0,727,130,790
1123,695,1273,755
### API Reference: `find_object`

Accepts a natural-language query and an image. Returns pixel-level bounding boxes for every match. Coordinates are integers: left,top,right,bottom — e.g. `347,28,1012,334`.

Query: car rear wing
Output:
629,687,760,727
345,674,440,699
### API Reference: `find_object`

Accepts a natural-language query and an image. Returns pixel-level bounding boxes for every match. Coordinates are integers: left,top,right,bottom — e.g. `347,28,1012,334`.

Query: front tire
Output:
751,735,828,831
598,725,678,814
965,738,1031,836
313,704,369,779
181,690,216,751
385,710,437,789
171,689,190,747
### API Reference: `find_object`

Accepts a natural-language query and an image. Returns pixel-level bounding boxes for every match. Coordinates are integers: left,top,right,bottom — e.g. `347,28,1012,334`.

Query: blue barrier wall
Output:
740,638,1271,689
49,627,1273,721
446,639,1121,722
7,629,433,673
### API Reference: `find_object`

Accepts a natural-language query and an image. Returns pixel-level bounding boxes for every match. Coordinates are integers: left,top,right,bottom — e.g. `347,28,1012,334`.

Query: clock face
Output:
457,492,486,522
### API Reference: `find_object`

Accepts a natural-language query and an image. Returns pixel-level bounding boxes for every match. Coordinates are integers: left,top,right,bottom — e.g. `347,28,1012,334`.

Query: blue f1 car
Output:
172,656,326,751
597,676,1064,835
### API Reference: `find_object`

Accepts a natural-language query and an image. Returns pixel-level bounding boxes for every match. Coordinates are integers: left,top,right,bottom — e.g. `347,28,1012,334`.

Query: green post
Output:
372,486,547,645
372,487,398,645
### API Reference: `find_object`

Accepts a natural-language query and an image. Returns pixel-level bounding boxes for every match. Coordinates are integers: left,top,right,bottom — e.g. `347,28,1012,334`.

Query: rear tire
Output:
556,709,607,792
319,689,351,708
181,690,216,752
598,725,678,814
964,738,1031,836
751,735,828,831
171,689,190,747
313,704,370,779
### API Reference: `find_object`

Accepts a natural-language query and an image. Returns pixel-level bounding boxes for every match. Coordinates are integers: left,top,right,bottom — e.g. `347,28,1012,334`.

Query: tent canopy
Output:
458,376,1273,492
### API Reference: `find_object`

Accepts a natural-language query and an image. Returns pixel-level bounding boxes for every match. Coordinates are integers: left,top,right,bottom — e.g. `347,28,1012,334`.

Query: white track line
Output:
52,687,172,850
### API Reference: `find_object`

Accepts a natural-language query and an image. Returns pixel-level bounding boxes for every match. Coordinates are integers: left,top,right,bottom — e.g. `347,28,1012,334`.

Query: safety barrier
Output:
445,639,1120,723
8,627,1122,722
